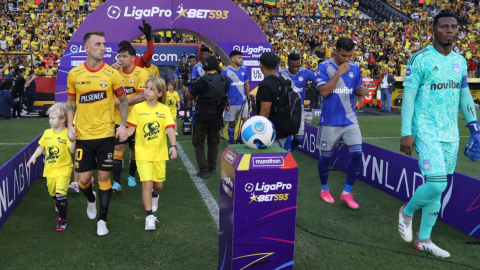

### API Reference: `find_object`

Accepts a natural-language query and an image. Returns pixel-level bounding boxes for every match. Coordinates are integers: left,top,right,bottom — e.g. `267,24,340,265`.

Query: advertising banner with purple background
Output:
0,134,44,229
297,124,480,240
55,0,271,102
220,145,298,270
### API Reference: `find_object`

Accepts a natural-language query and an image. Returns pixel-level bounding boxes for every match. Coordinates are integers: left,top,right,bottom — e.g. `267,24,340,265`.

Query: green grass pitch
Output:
0,112,479,269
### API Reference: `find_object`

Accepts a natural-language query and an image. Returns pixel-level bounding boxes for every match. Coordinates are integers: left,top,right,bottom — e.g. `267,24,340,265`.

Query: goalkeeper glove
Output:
138,20,152,42
464,121,480,162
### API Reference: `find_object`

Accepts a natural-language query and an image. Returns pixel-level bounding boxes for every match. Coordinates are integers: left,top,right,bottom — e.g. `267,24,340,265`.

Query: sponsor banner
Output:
123,44,199,66
297,124,480,240
56,0,271,102
0,134,44,229
220,146,298,269
312,109,322,117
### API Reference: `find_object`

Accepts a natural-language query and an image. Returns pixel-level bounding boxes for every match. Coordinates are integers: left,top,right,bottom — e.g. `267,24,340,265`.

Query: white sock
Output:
342,191,350,195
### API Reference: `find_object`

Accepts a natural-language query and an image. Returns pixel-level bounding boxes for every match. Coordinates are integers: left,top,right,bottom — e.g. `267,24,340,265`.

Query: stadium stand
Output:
0,0,479,102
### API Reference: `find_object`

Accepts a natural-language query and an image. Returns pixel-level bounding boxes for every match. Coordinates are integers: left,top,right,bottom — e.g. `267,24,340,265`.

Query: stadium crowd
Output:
0,0,479,79
1,0,480,119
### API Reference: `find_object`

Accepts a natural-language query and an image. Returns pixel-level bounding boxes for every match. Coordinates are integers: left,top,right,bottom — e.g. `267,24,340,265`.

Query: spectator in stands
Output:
35,62,47,77
468,58,478,78
379,68,396,113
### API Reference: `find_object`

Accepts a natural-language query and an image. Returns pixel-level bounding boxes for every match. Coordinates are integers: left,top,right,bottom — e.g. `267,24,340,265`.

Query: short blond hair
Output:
147,77,167,104
47,103,67,119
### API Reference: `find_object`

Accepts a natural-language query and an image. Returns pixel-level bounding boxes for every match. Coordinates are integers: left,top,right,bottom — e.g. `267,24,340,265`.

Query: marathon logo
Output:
79,91,107,103
430,80,461,91
225,151,237,165
332,87,353,94
124,87,136,95
252,157,284,167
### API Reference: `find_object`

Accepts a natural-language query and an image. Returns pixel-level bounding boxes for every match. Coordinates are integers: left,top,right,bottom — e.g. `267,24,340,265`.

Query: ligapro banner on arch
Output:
56,0,272,102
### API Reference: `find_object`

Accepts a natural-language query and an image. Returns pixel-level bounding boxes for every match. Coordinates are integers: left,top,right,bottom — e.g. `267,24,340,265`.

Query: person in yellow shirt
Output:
143,60,159,77
126,77,177,231
325,47,333,59
27,103,76,231
48,0,55,10
35,63,47,76
166,81,181,135
111,45,149,192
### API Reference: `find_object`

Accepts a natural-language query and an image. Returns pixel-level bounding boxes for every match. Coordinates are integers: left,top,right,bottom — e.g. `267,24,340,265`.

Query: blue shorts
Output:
415,139,459,177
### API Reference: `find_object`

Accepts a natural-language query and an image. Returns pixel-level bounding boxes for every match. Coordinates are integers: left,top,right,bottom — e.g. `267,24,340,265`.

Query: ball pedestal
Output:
218,144,299,270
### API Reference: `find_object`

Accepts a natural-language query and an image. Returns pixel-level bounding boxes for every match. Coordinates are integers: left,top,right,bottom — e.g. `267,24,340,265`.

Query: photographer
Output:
183,56,230,179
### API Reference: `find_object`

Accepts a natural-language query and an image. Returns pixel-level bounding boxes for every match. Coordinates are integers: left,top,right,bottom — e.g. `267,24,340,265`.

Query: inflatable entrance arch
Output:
55,0,272,102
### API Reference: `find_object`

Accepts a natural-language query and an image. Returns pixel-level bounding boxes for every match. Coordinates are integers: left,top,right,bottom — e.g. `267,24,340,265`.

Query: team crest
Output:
130,78,136,85
100,80,107,88
349,72,354,78
453,64,460,73
423,159,431,170
299,77,303,82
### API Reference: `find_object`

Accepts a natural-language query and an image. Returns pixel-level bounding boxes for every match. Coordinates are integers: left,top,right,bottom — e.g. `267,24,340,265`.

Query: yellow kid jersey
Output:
166,91,180,117
114,66,149,125
143,64,159,77
67,62,125,140
38,128,73,177
127,102,175,162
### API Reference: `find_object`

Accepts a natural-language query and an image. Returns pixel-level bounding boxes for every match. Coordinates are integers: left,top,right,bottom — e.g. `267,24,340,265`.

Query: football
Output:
241,116,276,149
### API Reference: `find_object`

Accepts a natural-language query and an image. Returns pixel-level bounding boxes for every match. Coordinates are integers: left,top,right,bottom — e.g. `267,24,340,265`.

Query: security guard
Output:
183,56,230,179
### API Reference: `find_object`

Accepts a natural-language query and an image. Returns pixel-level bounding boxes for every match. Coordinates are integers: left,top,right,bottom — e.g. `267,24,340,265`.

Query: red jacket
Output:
134,40,154,68
468,60,477,71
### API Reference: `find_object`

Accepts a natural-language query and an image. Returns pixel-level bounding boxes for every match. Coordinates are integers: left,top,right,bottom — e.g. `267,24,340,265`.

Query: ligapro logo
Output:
107,5,172,20
232,45,271,55
252,156,284,167
107,5,121,19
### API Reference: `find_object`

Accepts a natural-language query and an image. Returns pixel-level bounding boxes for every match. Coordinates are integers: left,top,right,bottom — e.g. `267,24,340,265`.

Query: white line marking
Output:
363,136,469,140
0,143,29,145
176,142,219,228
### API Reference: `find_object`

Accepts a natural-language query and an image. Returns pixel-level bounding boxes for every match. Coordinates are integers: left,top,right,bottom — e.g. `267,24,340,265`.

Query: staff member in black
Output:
11,67,26,119
183,56,230,179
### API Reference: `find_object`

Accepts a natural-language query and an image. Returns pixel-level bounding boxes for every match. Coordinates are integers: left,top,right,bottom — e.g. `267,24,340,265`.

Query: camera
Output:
178,52,193,135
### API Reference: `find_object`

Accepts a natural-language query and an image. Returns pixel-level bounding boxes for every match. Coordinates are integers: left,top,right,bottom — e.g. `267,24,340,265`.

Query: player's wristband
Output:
170,145,177,149
467,121,480,134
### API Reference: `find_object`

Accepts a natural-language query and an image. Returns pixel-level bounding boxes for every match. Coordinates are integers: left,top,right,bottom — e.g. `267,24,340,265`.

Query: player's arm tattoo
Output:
66,105,76,112
119,94,128,126
467,104,475,117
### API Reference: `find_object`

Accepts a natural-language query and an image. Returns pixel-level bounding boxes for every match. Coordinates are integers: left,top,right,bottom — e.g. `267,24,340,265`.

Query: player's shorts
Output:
316,123,362,151
75,137,115,173
47,175,70,196
415,139,459,177
224,103,249,121
137,160,166,182
114,124,135,147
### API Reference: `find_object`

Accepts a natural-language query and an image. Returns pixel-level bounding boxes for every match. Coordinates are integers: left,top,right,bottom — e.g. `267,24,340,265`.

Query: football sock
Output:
318,150,333,190
284,136,293,151
113,160,122,184
146,210,153,216
152,191,159,198
403,175,448,240
129,157,137,178
79,181,96,203
113,150,123,184
345,144,362,192
98,180,113,222
228,127,235,144
55,193,67,220
290,134,304,152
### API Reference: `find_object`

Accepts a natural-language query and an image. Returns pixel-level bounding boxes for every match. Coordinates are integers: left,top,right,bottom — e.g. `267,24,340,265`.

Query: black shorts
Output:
75,137,115,173
114,124,136,147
